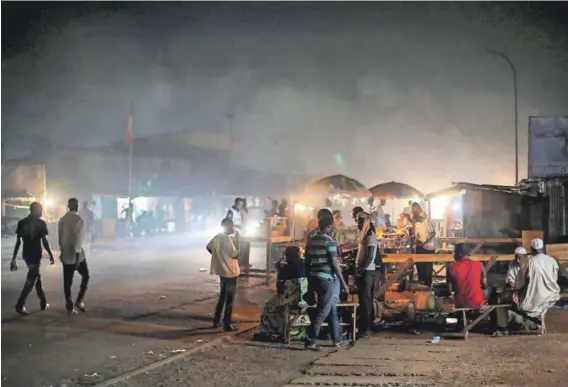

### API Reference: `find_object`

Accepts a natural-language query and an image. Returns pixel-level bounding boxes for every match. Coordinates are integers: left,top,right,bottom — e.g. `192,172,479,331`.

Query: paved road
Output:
1,233,272,387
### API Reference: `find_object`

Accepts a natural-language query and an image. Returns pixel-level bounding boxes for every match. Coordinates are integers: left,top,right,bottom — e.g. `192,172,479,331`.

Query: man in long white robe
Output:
517,239,560,319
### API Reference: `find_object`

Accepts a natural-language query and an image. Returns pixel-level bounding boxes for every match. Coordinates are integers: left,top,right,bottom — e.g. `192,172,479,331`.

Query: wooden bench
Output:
447,304,512,339
450,304,549,339
283,302,358,344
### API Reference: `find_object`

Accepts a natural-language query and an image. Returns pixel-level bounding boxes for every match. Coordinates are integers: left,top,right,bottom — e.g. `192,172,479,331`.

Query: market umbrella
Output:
369,181,424,200
306,174,371,196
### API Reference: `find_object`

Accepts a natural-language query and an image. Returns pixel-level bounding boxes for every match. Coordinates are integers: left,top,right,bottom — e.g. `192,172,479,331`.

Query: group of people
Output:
259,206,380,349
267,198,289,218
11,198,91,315
206,195,562,343
254,201,433,349
446,238,560,335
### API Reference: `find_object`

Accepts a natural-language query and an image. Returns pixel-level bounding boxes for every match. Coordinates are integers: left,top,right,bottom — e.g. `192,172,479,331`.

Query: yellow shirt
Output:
207,233,240,278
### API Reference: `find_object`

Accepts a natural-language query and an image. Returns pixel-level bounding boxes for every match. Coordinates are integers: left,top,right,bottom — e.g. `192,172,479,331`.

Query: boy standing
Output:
207,219,240,332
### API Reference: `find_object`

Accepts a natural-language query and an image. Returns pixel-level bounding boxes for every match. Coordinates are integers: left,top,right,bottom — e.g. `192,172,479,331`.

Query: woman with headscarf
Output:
256,246,309,342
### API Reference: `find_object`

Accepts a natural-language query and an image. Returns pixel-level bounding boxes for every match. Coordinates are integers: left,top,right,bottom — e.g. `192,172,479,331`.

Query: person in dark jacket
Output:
12,202,55,315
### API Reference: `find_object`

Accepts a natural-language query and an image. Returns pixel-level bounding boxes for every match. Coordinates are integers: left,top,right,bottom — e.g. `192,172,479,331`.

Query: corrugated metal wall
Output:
544,179,566,241
463,189,522,239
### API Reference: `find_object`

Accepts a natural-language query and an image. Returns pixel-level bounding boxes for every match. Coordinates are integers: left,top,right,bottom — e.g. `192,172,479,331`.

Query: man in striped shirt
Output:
304,217,349,351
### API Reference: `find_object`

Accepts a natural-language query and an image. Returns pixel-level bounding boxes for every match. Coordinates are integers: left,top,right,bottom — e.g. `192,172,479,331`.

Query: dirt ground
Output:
3,252,566,387
114,342,324,387
112,307,568,387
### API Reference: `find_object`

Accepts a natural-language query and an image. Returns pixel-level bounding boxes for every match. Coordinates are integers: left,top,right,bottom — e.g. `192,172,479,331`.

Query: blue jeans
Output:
327,277,342,343
332,276,341,304
307,276,339,344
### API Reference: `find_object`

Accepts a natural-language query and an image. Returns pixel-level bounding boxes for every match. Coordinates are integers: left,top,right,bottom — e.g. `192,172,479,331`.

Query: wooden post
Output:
265,239,272,285
522,230,544,250
462,310,468,340
352,304,358,344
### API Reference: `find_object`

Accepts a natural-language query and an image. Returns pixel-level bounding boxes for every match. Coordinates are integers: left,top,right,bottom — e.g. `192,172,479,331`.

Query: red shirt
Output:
447,259,485,309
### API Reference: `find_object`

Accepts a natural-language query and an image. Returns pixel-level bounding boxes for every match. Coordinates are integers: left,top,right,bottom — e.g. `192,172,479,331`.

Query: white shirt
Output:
414,217,436,251
228,208,243,228
506,260,521,289
58,211,86,265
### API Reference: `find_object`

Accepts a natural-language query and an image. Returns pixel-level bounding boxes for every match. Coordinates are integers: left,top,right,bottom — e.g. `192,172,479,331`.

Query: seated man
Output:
447,243,487,309
506,247,529,291
487,246,529,336
257,246,308,342
516,238,560,326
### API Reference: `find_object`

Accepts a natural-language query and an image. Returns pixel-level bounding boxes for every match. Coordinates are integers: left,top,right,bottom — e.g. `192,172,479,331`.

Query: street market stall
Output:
302,174,371,228
372,178,568,335
369,181,425,254
264,180,568,342
368,183,535,332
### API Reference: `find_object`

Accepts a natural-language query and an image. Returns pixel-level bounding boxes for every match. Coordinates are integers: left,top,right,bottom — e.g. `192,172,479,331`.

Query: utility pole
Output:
487,49,519,185
125,101,135,233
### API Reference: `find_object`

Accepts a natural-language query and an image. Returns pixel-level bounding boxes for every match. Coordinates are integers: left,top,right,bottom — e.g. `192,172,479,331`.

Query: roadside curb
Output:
89,336,232,387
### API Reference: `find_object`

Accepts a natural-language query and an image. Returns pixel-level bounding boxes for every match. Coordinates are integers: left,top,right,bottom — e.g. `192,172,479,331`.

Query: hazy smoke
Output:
2,2,568,193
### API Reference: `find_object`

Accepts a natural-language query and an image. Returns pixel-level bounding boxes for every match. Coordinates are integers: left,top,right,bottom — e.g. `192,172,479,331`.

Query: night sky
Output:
3,2,568,192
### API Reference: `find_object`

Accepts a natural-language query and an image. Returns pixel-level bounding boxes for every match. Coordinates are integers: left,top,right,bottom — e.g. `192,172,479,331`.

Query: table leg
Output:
265,240,272,285
283,306,290,344
462,310,468,340
352,305,358,344
462,306,497,339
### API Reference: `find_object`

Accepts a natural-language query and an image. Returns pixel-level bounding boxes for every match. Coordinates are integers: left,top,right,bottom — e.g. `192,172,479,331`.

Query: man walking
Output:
58,198,90,314
12,202,55,315
207,218,240,332
304,217,349,351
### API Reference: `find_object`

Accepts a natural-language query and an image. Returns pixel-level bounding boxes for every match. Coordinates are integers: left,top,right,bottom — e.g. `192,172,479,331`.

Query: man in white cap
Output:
516,238,560,323
506,246,529,290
